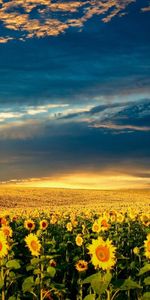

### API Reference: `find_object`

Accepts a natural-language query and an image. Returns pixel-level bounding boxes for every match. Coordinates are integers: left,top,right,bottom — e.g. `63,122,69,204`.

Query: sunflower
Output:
72,220,78,228
2,225,13,238
88,237,116,270
0,230,9,258
98,217,110,231
116,213,124,223
66,222,73,232
24,219,35,231
75,260,88,272
25,233,41,256
144,235,150,259
50,215,57,224
0,217,8,226
49,259,57,267
133,247,139,255
92,221,101,233
141,214,150,227
110,215,117,223
40,219,48,230
75,234,83,246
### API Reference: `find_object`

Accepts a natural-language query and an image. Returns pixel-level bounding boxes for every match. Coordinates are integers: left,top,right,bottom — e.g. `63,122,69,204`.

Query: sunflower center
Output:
101,220,108,227
147,241,150,252
42,222,47,228
79,263,85,268
31,240,38,251
94,224,99,231
28,222,33,228
96,245,110,262
3,229,9,236
0,242,3,251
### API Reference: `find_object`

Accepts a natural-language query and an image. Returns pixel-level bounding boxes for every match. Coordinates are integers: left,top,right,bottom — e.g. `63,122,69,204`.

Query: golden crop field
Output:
0,187,150,300
0,186,150,210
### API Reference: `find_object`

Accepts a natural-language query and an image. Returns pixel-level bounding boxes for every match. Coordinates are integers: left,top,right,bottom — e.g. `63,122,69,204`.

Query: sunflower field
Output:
0,206,150,300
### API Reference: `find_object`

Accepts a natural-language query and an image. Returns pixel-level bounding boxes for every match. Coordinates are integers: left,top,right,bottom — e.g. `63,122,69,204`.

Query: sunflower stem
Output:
1,265,5,300
77,277,83,300
106,289,111,300
40,262,44,300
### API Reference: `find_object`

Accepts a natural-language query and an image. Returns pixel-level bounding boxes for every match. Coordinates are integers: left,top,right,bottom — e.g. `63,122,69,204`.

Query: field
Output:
0,186,150,209
0,187,150,300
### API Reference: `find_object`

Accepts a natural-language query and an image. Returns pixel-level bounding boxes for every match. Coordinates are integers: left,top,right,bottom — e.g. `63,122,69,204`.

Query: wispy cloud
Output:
91,123,150,132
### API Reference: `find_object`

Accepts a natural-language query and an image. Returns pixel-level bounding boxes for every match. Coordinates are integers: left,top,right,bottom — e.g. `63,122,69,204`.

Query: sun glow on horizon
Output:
2,173,150,190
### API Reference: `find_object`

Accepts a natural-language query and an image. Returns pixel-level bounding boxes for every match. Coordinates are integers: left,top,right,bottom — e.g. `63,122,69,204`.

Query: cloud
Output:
0,99,149,139
0,0,146,42
141,4,150,12
0,37,13,43
91,123,150,132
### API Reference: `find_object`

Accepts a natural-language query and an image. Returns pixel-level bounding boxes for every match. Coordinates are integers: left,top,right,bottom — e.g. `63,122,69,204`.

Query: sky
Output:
0,0,150,189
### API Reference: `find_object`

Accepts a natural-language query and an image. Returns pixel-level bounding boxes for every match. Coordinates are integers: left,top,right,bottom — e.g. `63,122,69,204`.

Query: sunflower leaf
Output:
144,277,150,285
83,294,96,300
120,278,142,290
6,260,21,270
22,276,34,293
142,292,150,300
30,257,41,265
83,272,112,295
138,264,150,276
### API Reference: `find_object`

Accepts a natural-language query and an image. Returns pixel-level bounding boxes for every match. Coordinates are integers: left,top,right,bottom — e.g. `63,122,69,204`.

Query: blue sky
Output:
0,0,150,188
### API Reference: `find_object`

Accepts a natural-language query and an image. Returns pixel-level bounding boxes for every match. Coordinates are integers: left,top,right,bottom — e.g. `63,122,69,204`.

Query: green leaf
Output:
47,266,56,278
120,278,142,290
83,272,112,295
0,279,4,289
144,277,150,285
9,271,16,278
35,277,40,285
83,272,101,284
22,276,34,293
33,268,41,275
142,292,150,300
139,264,150,276
26,265,34,271
30,257,40,265
6,260,21,270
83,295,96,300
8,297,17,300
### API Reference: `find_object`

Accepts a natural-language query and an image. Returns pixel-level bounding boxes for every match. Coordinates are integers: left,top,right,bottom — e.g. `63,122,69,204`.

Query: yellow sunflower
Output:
92,221,101,233
75,234,83,247
0,230,9,258
98,217,110,231
116,213,124,223
25,233,41,256
66,222,73,232
24,219,35,231
141,214,150,227
75,260,88,272
88,237,116,270
50,215,57,224
39,220,48,230
110,215,117,223
144,235,150,259
133,247,139,255
1,225,13,238
0,217,8,226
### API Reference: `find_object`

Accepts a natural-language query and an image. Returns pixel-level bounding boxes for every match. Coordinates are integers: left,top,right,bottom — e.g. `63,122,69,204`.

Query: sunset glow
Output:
2,173,149,190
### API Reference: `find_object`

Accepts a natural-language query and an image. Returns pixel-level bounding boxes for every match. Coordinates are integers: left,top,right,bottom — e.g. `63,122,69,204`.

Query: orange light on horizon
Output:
4,172,150,190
